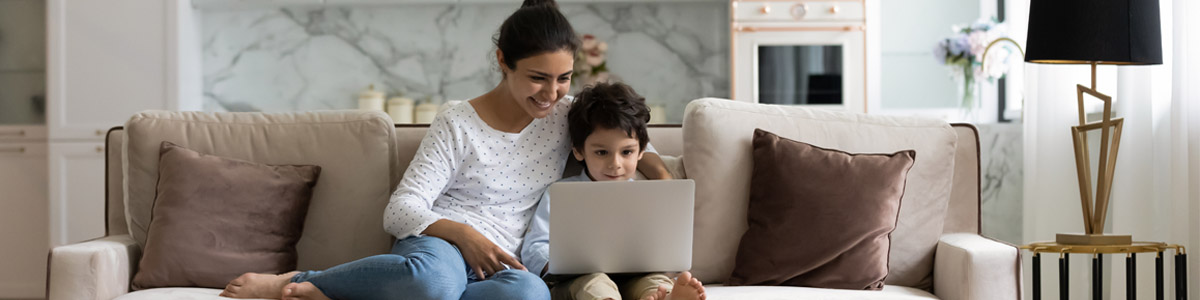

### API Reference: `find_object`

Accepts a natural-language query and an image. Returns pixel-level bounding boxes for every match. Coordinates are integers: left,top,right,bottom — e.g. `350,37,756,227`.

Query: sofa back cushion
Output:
131,142,320,289
682,99,957,289
123,111,397,271
391,125,686,182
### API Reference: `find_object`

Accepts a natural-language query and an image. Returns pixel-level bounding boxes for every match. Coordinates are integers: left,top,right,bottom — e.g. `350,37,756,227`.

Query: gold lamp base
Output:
1056,233,1132,245
1059,63,1129,247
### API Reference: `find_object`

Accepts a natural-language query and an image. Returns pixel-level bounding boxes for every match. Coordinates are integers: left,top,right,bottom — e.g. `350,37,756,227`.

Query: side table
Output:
1021,242,1187,300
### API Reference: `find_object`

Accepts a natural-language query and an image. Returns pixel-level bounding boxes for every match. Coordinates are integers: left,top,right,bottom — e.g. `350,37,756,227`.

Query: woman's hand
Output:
424,219,526,279
637,152,673,180
455,226,527,279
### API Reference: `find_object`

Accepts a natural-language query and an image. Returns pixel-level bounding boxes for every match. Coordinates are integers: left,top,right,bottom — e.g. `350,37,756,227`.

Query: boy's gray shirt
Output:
520,172,590,277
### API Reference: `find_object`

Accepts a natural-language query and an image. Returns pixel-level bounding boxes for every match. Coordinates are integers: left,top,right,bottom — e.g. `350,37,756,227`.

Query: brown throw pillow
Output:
131,141,321,290
727,129,915,290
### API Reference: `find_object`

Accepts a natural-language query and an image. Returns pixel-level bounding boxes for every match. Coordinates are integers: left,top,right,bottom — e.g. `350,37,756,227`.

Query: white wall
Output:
877,0,979,111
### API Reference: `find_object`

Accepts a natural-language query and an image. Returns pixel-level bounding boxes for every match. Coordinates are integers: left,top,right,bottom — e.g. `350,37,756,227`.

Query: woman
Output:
220,1,676,299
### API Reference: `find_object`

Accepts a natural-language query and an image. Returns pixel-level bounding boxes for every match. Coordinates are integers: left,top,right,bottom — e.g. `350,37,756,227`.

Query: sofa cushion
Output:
705,285,938,300
682,99,957,289
131,142,320,290
124,111,398,271
111,285,938,300
727,129,913,289
113,288,226,300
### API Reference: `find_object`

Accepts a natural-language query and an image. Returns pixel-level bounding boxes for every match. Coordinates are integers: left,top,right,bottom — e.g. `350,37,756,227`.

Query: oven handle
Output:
735,25,864,32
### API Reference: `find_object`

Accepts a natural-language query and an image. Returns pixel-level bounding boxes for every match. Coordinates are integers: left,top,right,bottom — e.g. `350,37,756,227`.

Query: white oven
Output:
731,0,867,113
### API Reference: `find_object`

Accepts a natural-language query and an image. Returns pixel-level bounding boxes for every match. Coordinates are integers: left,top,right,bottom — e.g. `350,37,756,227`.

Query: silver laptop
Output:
547,179,695,275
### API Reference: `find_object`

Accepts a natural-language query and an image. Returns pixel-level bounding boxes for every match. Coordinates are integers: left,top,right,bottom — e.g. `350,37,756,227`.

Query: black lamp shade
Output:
1025,0,1162,65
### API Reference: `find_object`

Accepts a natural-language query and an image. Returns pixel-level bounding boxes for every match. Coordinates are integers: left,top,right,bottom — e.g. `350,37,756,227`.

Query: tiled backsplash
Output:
0,0,47,125
202,2,730,123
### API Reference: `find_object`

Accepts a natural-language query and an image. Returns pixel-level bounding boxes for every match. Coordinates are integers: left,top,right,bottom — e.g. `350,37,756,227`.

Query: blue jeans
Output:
291,236,550,300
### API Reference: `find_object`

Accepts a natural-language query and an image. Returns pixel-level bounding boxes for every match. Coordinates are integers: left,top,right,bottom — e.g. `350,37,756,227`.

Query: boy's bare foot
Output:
663,271,706,300
639,285,669,300
219,271,299,299
281,282,332,300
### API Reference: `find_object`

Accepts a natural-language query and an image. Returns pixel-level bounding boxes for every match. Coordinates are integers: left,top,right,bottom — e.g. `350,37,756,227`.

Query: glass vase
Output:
957,73,982,123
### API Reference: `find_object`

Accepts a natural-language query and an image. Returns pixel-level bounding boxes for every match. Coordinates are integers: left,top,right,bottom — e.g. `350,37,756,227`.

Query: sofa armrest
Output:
933,233,1022,300
48,235,141,300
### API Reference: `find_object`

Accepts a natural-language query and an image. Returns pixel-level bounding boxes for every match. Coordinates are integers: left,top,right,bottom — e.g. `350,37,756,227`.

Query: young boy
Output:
520,82,706,300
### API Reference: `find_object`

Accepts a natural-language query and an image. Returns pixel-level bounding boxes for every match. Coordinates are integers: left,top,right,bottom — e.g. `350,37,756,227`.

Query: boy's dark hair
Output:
494,0,581,72
567,82,652,151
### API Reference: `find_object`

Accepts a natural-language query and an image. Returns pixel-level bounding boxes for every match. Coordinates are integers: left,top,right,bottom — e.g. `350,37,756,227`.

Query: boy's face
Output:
572,127,644,181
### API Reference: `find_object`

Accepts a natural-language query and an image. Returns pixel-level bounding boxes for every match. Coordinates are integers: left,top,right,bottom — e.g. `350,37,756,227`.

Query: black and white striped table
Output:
1023,242,1187,300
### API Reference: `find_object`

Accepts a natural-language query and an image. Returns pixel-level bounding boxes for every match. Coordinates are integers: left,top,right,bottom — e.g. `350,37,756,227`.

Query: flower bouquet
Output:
932,19,1017,114
574,34,614,87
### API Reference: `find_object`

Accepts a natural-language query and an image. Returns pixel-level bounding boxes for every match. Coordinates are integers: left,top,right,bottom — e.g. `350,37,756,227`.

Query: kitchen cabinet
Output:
0,126,46,141
47,0,170,140
0,133,48,298
47,141,107,246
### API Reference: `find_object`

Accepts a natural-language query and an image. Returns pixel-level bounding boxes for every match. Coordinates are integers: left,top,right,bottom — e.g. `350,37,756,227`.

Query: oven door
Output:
733,26,865,113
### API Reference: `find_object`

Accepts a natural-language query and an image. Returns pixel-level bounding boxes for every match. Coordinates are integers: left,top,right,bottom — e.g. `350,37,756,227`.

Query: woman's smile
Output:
530,97,555,110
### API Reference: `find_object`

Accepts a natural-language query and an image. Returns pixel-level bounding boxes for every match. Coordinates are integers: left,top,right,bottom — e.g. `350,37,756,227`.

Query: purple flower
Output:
948,35,971,57
933,39,950,65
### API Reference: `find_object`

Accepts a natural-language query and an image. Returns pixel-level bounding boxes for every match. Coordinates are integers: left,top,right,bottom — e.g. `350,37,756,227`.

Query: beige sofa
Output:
47,98,1021,300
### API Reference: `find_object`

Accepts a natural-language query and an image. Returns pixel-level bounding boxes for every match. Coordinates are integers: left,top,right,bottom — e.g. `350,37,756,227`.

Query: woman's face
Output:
501,50,574,119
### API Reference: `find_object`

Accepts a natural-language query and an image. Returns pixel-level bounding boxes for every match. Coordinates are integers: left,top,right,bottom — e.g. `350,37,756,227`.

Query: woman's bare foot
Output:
639,285,669,300
663,271,706,300
281,282,332,300
219,271,299,299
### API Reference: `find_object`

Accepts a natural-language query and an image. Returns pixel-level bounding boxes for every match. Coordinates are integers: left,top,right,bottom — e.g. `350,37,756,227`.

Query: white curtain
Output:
1097,0,1198,297
1170,0,1200,297
1091,0,1200,297
1021,0,1199,298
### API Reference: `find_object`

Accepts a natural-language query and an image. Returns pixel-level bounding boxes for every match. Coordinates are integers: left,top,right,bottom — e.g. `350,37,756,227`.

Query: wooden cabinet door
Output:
48,141,106,246
47,0,167,140
0,142,48,298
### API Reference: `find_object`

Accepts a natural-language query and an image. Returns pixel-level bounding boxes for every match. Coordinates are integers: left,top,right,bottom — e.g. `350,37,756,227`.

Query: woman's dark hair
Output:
567,82,652,151
494,0,581,71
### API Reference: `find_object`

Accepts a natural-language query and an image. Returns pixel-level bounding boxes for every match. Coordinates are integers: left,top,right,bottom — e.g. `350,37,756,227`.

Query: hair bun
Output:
521,0,558,8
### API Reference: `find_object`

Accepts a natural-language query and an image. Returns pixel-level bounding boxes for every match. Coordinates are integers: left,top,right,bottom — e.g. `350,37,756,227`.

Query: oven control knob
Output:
759,5,771,14
791,4,809,19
